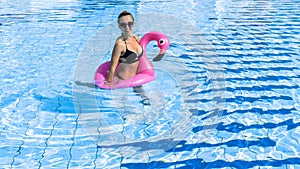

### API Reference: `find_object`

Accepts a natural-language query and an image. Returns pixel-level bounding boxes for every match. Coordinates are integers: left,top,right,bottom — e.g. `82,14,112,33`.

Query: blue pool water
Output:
1,0,300,168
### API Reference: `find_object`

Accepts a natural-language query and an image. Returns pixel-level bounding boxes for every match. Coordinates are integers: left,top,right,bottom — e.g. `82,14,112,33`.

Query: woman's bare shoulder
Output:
114,37,125,46
115,36,123,42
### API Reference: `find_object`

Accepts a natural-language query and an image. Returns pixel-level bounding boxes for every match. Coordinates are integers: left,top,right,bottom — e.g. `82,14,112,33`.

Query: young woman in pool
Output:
105,11,143,86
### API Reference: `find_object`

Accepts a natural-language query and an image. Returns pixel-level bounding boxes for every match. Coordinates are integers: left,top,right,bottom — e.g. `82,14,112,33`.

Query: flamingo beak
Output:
153,49,167,62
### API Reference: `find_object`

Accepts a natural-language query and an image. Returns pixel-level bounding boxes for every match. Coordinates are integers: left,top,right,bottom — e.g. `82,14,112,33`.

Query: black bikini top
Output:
119,37,143,64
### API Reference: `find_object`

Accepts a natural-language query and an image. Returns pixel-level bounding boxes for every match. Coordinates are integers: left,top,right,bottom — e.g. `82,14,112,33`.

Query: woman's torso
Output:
115,35,143,80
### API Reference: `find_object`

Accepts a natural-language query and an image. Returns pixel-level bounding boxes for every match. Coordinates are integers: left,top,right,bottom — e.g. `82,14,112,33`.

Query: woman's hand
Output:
104,80,113,86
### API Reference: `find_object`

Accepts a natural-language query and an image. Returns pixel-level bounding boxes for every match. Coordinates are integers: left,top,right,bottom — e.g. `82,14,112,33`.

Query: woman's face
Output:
118,15,134,36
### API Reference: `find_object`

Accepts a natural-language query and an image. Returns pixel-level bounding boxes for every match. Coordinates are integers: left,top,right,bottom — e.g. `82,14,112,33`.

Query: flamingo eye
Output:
159,39,165,45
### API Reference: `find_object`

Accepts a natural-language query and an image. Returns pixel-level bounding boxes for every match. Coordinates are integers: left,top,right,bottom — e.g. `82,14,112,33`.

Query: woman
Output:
105,11,143,86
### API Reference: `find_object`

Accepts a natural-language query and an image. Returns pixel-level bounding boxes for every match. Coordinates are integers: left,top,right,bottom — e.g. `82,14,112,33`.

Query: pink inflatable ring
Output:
94,31,170,89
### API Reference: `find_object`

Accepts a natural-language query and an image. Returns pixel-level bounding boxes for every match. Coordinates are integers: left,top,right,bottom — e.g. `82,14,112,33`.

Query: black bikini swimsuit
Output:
119,37,143,64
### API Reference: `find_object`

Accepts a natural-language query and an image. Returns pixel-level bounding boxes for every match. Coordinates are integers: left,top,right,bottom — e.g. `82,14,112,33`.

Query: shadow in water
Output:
165,137,275,152
74,80,97,88
98,137,276,156
121,157,300,169
98,138,184,152
33,93,76,114
75,80,151,105
193,119,300,133
98,138,276,152
192,107,297,121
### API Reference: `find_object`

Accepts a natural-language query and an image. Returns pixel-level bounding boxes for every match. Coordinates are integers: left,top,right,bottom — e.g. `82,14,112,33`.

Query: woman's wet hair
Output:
118,10,134,22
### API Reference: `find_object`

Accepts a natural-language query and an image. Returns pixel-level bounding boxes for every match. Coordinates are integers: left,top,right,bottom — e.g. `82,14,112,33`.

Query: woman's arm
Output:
106,40,124,84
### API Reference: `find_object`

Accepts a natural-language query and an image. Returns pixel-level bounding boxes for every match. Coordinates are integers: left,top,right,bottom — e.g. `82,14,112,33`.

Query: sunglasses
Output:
119,21,134,28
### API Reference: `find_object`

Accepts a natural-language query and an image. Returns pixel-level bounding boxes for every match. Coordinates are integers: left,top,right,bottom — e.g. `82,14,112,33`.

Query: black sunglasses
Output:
119,21,134,28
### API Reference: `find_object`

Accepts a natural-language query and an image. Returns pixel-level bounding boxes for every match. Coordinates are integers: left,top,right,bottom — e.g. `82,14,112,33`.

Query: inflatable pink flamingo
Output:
94,31,170,89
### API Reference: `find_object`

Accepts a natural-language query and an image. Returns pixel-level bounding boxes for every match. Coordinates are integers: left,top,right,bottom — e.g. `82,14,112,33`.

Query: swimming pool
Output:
1,0,300,168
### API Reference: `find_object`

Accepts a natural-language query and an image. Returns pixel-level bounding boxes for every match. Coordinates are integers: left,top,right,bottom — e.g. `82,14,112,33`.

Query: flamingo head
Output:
140,31,170,62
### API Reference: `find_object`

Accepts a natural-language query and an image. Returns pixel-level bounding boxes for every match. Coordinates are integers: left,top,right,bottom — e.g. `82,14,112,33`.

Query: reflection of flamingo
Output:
94,31,170,89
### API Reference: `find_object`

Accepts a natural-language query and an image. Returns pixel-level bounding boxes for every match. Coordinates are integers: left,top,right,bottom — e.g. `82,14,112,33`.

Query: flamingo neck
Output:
140,34,156,50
